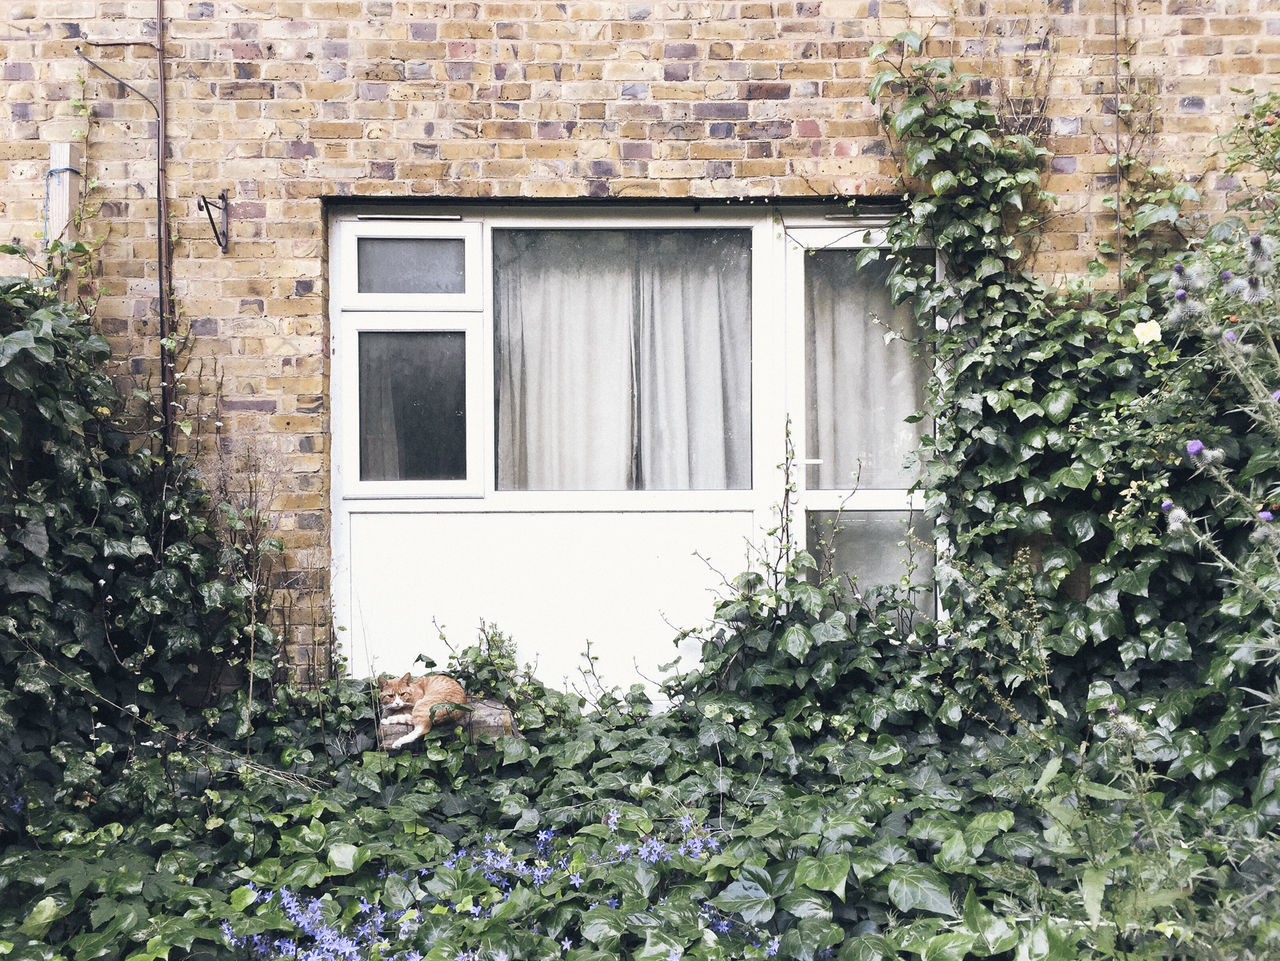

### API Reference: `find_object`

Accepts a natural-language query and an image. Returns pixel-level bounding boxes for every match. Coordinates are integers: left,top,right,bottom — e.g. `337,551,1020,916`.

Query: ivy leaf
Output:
963,887,1018,952
839,935,894,961
780,623,814,661
19,895,66,937
885,864,956,917
16,518,48,558
229,886,258,911
1148,622,1191,661
923,932,978,961
326,842,368,874
931,170,959,195
1048,464,1091,490
794,854,850,900
712,875,776,924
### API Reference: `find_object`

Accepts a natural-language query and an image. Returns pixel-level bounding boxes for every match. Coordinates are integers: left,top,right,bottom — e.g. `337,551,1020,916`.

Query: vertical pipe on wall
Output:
156,0,175,466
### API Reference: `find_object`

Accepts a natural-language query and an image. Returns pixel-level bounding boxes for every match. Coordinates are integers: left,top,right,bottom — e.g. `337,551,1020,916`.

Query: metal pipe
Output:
156,0,174,467
75,23,174,464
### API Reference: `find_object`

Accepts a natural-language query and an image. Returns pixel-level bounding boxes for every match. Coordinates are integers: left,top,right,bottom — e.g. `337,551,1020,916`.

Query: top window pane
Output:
357,237,467,294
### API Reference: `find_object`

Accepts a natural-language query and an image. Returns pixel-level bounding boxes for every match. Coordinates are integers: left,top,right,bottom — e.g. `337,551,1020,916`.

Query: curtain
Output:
805,252,927,490
494,229,751,491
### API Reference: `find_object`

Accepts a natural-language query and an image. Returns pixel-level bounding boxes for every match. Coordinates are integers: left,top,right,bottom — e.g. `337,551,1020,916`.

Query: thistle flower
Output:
1171,261,1210,291
1247,233,1277,272
1244,275,1271,304
1260,510,1275,521
1161,499,1174,511
1166,287,1205,325
1186,439,1205,457
1223,329,1238,344
1167,506,1190,533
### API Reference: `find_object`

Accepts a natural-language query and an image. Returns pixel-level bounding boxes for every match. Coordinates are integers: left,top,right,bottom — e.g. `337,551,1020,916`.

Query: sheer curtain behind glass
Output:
494,229,751,490
805,252,928,490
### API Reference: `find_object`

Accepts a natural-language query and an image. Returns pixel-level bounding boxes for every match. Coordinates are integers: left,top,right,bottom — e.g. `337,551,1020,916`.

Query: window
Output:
330,206,930,686
492,228,751,491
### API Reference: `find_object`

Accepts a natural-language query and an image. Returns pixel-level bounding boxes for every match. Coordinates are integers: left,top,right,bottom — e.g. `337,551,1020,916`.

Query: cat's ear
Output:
399,672,411,684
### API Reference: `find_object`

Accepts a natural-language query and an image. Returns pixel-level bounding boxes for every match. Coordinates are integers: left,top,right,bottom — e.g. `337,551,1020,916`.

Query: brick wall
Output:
2,0,1277,669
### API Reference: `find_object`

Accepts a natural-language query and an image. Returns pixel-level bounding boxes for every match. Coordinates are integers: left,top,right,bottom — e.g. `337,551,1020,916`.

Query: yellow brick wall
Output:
2,0,1277,668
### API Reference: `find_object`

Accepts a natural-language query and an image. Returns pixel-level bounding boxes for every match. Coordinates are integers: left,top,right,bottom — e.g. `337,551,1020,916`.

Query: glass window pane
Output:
357,237,467,294
805,252,929,490
806,510,934,605
493,228,752,491
359,331,466,481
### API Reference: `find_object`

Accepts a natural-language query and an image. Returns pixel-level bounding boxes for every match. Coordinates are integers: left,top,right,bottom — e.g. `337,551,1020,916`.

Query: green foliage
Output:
0,267,279,892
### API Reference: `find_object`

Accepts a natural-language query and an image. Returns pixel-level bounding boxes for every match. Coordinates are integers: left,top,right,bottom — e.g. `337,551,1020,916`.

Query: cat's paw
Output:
390,733,418,749
380,715,406,726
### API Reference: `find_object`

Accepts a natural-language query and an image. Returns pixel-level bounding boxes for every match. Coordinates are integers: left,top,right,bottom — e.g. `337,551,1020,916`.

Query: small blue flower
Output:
767,937,781,957
570,872,584,888
605,809,620,831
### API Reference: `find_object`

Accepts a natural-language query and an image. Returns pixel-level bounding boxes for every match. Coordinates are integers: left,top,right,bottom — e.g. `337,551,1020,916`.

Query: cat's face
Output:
379,673,414,709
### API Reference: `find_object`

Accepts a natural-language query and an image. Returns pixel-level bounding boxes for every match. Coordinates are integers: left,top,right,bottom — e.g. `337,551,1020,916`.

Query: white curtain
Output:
495,229,751,491
805,252,927,490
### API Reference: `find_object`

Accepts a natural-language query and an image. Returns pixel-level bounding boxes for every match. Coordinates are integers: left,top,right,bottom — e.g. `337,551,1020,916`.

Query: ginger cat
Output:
378,673,467,749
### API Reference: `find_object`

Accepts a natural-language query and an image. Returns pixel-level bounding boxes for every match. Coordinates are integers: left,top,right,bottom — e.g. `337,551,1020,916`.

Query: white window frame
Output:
338,218,484,312
783,224,929,518
331,206,790,515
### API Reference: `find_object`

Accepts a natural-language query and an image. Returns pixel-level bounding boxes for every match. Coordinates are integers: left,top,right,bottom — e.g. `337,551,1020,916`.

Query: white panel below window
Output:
343,511,758,695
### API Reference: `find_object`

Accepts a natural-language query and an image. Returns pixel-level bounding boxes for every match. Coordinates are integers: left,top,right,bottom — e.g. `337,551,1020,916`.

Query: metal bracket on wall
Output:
197,189,230,253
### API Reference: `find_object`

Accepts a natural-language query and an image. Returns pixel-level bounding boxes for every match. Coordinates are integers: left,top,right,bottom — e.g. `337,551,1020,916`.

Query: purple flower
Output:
1186,439,1205,457
1223,330,1237,343
1161,500,1173,512
1261,511,1275,521
1272,389,1280,401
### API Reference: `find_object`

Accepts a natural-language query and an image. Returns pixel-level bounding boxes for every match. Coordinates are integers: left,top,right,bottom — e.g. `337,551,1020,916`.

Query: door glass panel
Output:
357,237,467,294
359,331,466,481
493,228,752,491
805,252,928,490
806,510,934,604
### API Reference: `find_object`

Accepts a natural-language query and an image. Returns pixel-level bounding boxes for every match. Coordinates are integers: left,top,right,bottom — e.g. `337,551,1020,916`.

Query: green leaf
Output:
963,887,1018,952
885,864,956,917
1048,464,1092,490
1081,867,1105,928
712,876,776,924
326,842,367,874
794,854,850,900
923,932,978,961
780,623,814,660
931,170,959,195
19,896,65,938
229,886,258,912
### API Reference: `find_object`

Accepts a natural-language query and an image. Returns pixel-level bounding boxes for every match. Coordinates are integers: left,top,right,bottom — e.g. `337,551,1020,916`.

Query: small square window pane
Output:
359,331,466,481
805,252,929,490
357,237,467,294
806,510,934,605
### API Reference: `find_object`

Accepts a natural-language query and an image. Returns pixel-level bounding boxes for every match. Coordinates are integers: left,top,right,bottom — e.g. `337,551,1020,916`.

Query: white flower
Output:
1134,320,1162,345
